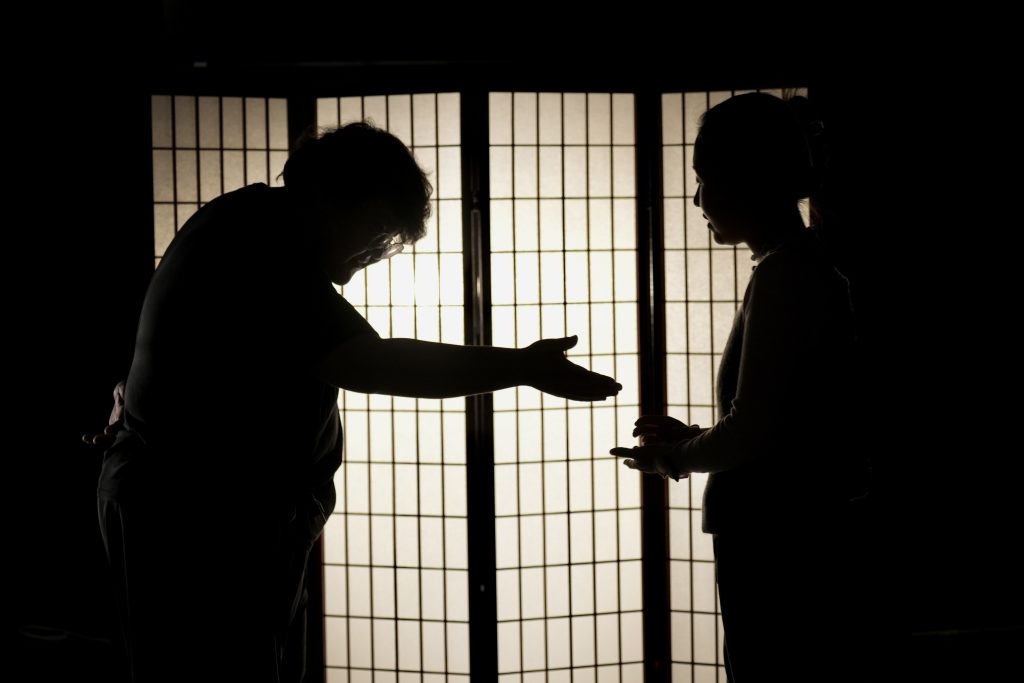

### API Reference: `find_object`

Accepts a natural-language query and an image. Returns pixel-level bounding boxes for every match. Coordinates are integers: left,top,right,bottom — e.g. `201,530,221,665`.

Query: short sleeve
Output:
306,278,379,356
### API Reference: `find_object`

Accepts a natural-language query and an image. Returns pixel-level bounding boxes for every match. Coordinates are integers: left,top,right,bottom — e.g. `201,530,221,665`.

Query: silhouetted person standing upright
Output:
96,122,620,682
612,93,871,681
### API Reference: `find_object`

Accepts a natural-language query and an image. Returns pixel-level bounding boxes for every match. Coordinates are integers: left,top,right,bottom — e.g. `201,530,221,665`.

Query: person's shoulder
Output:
752,244,799,283
754,232,840,289
202,183,282,230
212,182,273,209
764,231,834,270
758,238,852,320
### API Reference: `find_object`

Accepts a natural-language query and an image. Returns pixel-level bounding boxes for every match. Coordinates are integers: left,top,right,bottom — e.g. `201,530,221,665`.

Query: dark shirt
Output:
678,231,861,533
119,183,375,503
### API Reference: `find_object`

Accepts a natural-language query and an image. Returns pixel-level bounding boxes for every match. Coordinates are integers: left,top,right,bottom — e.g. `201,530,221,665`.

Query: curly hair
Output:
282,122,433,244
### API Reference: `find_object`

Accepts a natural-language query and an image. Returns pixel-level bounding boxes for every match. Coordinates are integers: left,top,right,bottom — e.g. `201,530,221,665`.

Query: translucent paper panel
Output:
150,96,288,266
491,92,643,678
662,88,806,681
319,94,470,679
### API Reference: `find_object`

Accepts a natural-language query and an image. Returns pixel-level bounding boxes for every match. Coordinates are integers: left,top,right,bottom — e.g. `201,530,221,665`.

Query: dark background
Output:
10,5,1020,681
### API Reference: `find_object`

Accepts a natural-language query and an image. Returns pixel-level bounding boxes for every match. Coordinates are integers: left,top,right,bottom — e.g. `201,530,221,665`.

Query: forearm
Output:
349,338,531,398
669,405,774,475
669,422,743,474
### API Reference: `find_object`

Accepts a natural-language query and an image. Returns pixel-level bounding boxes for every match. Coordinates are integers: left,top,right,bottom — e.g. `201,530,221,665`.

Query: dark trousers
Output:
98,452,329,683
713,512,874,682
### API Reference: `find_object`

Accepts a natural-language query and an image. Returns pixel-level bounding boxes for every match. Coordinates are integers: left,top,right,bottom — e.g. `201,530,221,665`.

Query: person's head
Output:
283,122,433,284
693,92,819,249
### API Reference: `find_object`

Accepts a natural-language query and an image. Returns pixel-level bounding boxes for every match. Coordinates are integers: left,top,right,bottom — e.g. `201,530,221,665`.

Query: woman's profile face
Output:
692,138,749,247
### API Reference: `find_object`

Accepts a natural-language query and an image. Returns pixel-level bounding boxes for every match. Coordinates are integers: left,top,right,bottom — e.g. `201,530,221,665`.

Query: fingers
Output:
551,367,621,401
632,416,702,442
82,433,114,448
634,415,683,428
556,335,578,352
589,379,622,396
575,365,621,393
633,424,669,438
559,393,606,401
555,381,620,401
612,450,653,475
592,375,622,394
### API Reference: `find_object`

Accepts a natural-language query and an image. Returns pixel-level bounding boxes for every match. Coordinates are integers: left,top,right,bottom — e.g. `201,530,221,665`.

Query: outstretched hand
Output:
610,442,682,479
610,415,703,480
524,335,621,401
82,381,126,448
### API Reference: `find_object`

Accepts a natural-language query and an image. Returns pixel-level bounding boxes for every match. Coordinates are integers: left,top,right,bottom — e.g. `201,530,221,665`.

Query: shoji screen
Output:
148,86,811,683
661,88,806,683
150,95,288,267
489,92,644,683
317,94,471,683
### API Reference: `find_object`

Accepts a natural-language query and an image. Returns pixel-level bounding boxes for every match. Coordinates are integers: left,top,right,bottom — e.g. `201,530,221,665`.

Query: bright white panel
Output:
619,560,642,613
395,618,419,667
571,615,596,666
348,567,371,617
520,516,544,567
421,569,445,620
498,621,521,673
325,617,348,667
671,612,691,663
693,613,718,664
397,568,420,619
446,570,469,621
596,613,619,664
422,621,446,672
370,515,394,566
371,567,396,619
569,512,594,564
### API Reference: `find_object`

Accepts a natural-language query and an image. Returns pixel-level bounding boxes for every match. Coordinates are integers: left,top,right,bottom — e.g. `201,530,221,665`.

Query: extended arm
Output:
316,334,621,401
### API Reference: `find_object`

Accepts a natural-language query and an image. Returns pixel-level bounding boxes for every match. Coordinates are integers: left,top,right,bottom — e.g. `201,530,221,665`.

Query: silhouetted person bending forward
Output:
97,123,620,683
